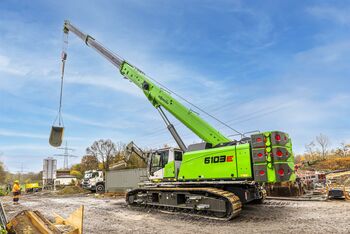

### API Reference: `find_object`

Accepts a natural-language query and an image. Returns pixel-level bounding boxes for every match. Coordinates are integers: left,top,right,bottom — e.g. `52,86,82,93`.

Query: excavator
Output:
111,141,148,170
61,20,296,220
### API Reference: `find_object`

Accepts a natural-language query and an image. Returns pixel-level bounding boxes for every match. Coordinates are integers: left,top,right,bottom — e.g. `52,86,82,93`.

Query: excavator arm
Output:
63,21,231,148
125,141,148,163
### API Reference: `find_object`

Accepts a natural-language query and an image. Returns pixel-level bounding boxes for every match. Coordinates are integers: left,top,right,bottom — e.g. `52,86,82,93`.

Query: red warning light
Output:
259,170,265,175
257,153,263,158
256,137,262,142
276,150,283,157
275,134,281,141
278,169,284,176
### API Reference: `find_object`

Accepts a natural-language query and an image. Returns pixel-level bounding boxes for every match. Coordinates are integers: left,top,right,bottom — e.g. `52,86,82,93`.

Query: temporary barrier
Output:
105,168,147,192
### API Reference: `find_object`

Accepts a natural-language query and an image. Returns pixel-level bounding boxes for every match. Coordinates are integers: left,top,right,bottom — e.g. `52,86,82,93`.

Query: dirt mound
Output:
57,186,86,195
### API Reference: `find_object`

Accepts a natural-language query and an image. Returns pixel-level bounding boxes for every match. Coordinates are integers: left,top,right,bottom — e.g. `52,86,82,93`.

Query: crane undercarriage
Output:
126,181,265,220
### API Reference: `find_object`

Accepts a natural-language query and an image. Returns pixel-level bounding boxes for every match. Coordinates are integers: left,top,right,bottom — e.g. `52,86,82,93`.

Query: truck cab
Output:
82,170,105,193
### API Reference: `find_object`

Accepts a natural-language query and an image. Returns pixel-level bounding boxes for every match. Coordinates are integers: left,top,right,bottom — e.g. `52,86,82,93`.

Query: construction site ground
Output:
1,192,350,234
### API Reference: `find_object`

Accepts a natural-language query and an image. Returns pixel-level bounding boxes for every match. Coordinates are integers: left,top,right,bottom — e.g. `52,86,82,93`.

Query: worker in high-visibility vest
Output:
12,180,20,205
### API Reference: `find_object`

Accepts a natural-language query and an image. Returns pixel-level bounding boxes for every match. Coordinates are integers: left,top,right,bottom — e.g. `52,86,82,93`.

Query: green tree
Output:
70,170,83,179
0,161,6,184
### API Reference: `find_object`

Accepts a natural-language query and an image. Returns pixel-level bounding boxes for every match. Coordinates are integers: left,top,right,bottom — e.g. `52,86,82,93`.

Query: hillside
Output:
299,156,350,171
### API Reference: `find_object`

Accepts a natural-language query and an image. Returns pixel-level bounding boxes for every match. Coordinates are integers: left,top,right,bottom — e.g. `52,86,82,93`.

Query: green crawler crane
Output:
63,21,296,220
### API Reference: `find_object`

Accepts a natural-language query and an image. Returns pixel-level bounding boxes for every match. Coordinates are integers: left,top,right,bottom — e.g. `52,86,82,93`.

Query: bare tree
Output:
315,134,330,160
305,141,317,160
336,142,349,157
86,139,117,171
80,155,99,172
115,141,126,158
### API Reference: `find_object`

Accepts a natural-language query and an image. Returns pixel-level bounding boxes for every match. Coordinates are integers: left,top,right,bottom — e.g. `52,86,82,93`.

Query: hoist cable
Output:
54,31,68,127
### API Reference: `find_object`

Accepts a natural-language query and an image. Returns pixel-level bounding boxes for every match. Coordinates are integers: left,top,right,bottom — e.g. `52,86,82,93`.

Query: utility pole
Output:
15,163,28,182
54,141,78,169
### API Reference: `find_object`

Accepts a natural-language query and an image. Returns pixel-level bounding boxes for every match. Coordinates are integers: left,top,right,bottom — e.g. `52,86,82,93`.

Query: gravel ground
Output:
1,193,350,234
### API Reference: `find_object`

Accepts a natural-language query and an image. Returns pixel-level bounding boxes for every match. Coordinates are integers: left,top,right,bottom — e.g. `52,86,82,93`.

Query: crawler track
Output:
126,187,242,221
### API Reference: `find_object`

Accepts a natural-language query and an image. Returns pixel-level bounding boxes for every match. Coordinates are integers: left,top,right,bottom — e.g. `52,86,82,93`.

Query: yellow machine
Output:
24,183,41,193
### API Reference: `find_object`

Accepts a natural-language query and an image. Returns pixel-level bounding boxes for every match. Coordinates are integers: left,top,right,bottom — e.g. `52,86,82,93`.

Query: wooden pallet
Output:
6,206,84,234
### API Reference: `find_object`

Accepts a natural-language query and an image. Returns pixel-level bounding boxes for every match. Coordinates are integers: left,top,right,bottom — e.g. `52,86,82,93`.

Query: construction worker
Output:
12,180,20,205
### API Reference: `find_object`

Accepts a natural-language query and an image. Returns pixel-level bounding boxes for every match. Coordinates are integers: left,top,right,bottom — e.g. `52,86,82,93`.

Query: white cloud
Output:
64,73,143,98
295,41,350,67
0,54,29,76
0,144,49,151
308,6,350,25
0,129,47,139
62,112,135,130
0,129,84,141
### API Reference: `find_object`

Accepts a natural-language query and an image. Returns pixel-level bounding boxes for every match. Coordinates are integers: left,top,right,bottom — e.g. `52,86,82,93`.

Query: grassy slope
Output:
301,156,350,171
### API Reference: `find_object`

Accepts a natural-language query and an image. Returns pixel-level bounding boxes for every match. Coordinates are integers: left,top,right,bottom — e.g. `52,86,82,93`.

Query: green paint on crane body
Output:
177,143,252,181
164,161,175,178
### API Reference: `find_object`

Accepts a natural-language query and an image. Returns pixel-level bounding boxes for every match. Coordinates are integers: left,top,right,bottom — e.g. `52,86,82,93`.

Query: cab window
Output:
151,150,169,172
161,151,169,167
175,151,183,161
151,154,161,167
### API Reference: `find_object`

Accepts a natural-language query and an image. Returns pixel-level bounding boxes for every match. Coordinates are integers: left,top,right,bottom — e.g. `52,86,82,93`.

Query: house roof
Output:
56,175,76,179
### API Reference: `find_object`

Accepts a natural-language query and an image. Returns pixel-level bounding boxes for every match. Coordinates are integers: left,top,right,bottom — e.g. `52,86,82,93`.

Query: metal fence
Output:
105,168,147,192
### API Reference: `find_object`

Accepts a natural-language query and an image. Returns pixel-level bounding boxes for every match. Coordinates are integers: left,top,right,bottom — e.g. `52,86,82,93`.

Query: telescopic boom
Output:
63,20,231,148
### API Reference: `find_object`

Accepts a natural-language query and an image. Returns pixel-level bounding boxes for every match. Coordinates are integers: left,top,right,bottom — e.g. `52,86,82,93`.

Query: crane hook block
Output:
61,52,67,61
49,126,64,147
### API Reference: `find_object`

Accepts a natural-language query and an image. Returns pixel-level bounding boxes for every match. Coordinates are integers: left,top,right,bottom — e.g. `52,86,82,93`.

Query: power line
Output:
54,141,78,169
139,99,291,141
144,74,243,136
135,96,262,139
144,101,292,147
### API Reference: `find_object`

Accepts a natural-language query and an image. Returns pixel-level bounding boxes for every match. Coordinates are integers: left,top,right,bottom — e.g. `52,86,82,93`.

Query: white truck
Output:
82,142,148,193
82,170,105,193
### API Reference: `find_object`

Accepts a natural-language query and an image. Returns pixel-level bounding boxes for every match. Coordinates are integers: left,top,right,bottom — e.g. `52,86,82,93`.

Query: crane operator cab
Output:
149,148,183,181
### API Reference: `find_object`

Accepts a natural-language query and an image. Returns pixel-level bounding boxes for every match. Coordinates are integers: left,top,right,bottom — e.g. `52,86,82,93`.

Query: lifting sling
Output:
49,31,68,147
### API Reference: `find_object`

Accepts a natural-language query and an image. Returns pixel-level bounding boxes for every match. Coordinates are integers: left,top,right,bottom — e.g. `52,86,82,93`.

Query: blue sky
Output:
0,0,349,172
